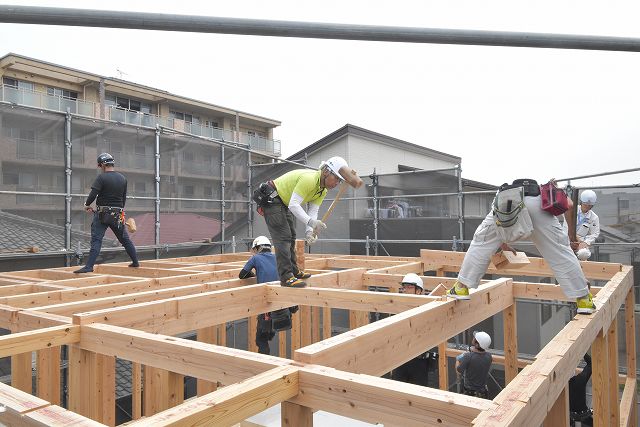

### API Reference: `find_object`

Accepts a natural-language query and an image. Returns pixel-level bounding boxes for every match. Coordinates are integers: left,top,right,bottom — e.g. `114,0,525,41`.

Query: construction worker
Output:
569,353,593,426
239,236,297,354
74,153,139,273
255,156,348,288
570,190,600,261
391,273,431,387
448,179,596,314
455,331,493,398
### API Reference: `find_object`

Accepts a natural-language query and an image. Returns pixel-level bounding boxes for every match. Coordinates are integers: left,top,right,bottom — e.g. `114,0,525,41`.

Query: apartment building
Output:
0,53,281,248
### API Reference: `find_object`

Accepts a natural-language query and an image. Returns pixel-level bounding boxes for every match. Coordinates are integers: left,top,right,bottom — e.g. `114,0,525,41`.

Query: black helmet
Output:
97,152,115,166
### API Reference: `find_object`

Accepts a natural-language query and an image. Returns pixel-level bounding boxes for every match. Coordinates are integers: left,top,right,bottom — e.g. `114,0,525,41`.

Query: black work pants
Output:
392,357,429,387
262,199,299,283
85,212,138,269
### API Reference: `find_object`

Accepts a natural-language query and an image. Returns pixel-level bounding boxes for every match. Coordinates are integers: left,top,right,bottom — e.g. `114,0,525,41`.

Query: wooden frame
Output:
0,244,634,426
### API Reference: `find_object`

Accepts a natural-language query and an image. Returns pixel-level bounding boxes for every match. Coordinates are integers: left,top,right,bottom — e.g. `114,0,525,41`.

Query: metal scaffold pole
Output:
247,151,253,240
64,108,72,266
372,169,379,256
220,146,226,253
154,125,161,259
456,163,464,246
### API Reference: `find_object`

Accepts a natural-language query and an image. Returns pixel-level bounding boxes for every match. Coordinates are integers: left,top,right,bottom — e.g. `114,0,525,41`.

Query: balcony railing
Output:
1,85,282,156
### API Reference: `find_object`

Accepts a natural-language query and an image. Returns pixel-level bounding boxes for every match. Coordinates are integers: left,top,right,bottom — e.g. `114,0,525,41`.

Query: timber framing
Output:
0,244,634,426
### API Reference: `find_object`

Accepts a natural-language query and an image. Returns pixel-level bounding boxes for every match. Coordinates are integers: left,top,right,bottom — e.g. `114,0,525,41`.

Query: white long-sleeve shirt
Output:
576,209,600,245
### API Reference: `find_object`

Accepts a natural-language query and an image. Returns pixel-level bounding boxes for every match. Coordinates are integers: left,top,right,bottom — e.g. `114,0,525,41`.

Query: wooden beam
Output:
0,325,79,357
282,401,313,427
36,347,61,405
607,319,620,426
304,268,367,290
625,288,636,379
292,366,493,427
503,303,518,384
542,385,569,427
592,328,610,427
131,366,299,427
79,323,284,384
619,377,637,427
295,278,513,375
266,285,436,314
438,342,448,390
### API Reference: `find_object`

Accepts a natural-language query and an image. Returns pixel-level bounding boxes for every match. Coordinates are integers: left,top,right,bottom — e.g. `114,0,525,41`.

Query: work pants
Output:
263,198,299,283
458,195,589,299
85,212,139,269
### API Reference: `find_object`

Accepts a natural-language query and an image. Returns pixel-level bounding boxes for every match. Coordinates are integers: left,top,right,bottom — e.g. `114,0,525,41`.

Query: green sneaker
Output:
576,293,596,314
448,281,470,300
295,270,312,279
282,277,307,288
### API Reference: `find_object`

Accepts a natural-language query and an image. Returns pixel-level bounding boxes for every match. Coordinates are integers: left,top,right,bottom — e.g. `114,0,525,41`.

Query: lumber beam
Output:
0,325,79,357
266,285,436,313
503,303,519,384
282,401,313,427
304,268,366,289
619,377,637,427
79,323,284,384
607,318,620,426
625,287,636,379
131,366,299,427
295,278,513,375
291,366,494,427
542,385,569,427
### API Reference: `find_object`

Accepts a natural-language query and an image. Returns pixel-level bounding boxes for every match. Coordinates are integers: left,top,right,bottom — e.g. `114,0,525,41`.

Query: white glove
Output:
307,219,327,234
305,230,317,245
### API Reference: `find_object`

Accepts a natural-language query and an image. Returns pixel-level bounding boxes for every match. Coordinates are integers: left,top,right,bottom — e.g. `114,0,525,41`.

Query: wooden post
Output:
438,342,448,391
36,347,60,404
96,354,116,426
543,385,569,427
68,344,98,421
218,322,226,347
301,306,312,347
282,401,313,427
322,307,332,339
312,306,321,343
279,330,287,358
248,315,258,353
503,303,518,384
196,326,217,395
291,310,301,352
607,319,620,426
295,239,305,272
592,328,610,427
168,372,184,408
625,288,636,379
144,366,170,416
132,362,142,420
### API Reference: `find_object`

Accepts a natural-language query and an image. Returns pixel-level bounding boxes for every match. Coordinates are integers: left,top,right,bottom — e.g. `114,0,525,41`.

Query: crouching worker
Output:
238,236,298,355
456,331,493,398
448,178,596,314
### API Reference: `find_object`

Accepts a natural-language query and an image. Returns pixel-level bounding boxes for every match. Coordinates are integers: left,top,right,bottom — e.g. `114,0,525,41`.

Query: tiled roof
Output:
0,211,118,252
130,213,223,246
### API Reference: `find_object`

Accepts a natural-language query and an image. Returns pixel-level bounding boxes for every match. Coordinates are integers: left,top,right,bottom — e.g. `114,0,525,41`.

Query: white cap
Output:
401,273,424,290
322,156,348,180
473,331,491,350
252,235,271,248
580,190,597,205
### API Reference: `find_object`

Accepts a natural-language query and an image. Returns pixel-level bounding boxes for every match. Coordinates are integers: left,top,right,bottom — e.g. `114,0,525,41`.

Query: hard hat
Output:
252,235,271,249
400,273,424,290
473,331,491,350
97,152,115,166
321,156,348,181
580,190,597,205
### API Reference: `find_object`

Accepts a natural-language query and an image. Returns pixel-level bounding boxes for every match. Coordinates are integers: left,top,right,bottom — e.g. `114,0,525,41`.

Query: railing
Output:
1,85,282,157
1,84,94,116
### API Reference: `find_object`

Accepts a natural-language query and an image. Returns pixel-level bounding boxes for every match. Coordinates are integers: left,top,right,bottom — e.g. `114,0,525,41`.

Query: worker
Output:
239,236,298,355
253,156,349,288
569,353,593,426
455,331,493,398
74,153,139,273
571,190,600,261
391,273,431,387
448,179,596,314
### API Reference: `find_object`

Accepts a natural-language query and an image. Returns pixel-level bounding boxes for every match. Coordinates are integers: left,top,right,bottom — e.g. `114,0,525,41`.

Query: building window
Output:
47,87,78,100
184,185,194,196
106,93,151,113
183,151,194,162
170,110,199,124
2,77,34,91
205,120,219,128
3,172,18,185
619,199,629,209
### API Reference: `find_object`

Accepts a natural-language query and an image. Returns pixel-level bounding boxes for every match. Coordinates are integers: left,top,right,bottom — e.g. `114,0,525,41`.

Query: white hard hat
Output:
473,331,491,350
580,190,597,205
401,273,424,290
322,156,348,181
252,236,271,249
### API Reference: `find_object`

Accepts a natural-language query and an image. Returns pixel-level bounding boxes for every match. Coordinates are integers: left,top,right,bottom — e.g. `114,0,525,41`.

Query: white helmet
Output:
252,236,271,249
473,331,491,350
321,156,348,181
401,273,424,290
580,190,597,206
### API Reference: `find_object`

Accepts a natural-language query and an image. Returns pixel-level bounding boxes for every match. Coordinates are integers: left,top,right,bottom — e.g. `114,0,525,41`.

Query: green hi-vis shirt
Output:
273,169,327,207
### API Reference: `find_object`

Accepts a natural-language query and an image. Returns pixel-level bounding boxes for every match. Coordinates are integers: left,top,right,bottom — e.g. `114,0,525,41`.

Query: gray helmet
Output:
97,152,115,166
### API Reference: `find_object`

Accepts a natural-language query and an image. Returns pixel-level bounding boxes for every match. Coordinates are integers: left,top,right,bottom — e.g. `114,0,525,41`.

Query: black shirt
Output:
85,171,128,208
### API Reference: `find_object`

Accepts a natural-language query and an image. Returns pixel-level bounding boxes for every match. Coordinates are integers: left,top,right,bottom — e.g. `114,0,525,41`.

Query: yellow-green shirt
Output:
273,169,327,206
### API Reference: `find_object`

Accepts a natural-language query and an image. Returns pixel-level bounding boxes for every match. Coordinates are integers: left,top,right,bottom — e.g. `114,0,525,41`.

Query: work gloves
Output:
307,219,327,234
305,230,317,245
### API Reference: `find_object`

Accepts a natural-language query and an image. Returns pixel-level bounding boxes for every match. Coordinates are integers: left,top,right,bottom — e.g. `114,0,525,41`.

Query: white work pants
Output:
458,195,589,299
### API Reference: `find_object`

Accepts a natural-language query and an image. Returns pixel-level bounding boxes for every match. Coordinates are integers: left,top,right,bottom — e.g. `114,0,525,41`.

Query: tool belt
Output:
252,181,279,216
492,179,534,243
463,386,489,399
97,206,125,229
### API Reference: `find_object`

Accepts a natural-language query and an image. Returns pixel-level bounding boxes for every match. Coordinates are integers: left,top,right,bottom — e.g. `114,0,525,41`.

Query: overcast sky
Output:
2,0,640,188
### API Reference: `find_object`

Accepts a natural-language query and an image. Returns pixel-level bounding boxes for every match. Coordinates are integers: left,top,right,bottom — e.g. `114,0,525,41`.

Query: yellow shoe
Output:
282,277,307,288
448,281,470,300
576,293,596,314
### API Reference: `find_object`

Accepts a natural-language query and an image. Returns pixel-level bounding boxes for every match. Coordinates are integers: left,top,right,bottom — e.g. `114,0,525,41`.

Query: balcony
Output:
0,84,95,116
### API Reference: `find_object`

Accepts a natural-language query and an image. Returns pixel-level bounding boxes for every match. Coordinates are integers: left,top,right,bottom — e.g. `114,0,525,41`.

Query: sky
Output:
1,0,640,188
